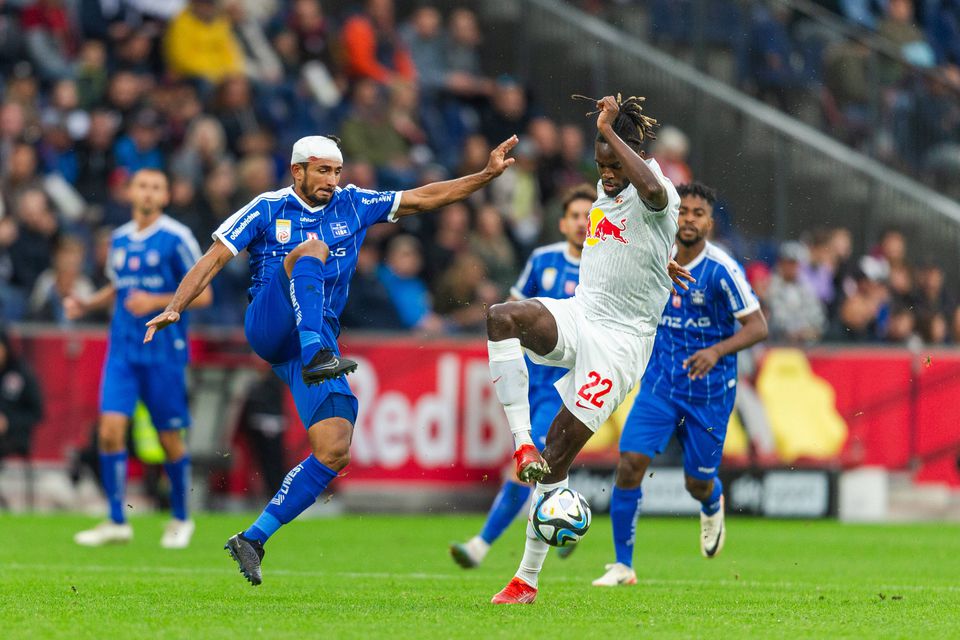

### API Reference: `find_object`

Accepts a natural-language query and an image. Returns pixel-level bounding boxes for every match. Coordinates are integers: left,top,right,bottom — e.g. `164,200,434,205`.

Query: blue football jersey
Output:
643,242,760,404
107,215,202,365
213,184,400,335
511,242,581,399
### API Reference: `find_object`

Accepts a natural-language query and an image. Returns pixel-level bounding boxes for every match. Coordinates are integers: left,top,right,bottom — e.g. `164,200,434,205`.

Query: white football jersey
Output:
576,158,680,337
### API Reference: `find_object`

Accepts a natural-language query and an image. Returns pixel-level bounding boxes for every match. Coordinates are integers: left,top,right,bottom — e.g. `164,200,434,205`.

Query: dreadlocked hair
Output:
676,181,717,205
572,93,658,150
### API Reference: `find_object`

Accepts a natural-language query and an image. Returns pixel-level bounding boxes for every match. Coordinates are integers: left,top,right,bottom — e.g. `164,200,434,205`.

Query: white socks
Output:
487,339,533,448
515,477,569,588
466,535,491,563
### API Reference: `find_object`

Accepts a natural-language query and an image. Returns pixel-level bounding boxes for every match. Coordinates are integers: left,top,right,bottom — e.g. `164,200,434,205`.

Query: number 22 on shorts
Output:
576,370,612,409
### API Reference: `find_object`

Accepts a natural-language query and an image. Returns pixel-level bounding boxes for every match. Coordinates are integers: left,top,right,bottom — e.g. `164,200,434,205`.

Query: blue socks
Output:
479,479,531,544
99,451,128,524
610,485,643,567
163,456,191,521
289,256,327,366
244,454,338,544
701,478,724,516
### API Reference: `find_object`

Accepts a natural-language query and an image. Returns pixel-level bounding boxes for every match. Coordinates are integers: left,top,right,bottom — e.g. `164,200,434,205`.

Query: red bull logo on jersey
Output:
586,208,629,247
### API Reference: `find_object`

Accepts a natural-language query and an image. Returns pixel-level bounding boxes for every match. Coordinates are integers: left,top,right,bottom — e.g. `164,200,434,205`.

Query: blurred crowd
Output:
0,0,956,347
640,0,960,191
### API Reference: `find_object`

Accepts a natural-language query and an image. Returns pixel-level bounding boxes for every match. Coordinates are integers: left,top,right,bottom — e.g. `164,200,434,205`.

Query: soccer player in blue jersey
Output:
450,183,594,569
68,168,212,549
592,182,768,587
144,133,518,585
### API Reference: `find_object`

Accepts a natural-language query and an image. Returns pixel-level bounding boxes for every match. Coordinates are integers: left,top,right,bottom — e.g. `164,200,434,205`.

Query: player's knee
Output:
97,420,125,451
615,453,647,488
158,430,186,458
486,302,519,339
313,444,350,472
685,476,712,501
296,238,330,263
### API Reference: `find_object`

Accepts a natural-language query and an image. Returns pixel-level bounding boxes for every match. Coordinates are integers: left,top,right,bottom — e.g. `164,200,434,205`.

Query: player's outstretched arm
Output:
64,284,116,321
595,96,668,211
683,310,768,380
393,135,518,217
144,240,233,343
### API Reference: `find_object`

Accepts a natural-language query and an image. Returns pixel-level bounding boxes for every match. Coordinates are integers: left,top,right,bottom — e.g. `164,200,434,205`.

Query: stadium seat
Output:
756,348,848,462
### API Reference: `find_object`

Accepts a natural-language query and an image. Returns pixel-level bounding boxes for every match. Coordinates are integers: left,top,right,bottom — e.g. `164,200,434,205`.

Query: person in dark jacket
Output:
0,330,43,461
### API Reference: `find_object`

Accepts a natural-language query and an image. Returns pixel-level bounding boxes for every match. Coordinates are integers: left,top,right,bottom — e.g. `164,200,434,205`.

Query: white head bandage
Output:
290,136,343,165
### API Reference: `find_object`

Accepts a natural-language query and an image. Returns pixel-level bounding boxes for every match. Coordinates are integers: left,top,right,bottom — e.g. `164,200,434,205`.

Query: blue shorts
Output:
244,266,357,429
529,387,562,452
619,384,735,480
99,356,190,431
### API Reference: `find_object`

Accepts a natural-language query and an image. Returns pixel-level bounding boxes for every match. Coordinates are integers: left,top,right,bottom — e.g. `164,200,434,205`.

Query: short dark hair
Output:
561,183,596,214
676,181,716,205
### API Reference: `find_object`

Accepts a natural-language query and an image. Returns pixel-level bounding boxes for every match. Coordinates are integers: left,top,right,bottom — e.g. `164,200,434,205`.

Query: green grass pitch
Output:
3,513,959,638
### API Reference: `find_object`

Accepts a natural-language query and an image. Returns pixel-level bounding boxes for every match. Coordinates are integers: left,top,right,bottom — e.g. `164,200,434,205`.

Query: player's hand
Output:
668,259,695,293
63,295,86,321
596,95,620,131
683,347,720,380
125,289,160,316
144,310,180,343
484,135,518,178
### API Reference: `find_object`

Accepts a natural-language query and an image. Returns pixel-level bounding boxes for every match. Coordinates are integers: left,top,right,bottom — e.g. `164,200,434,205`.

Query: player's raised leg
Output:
491,407,594,604
74,412,133,546
284,240,358,384
226,397,354,585
486,300,560,483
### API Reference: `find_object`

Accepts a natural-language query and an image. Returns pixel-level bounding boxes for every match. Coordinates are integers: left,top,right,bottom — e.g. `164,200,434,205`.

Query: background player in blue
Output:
593,182,768,587
450,183,594,569
144,133,519,585
66,168,212,549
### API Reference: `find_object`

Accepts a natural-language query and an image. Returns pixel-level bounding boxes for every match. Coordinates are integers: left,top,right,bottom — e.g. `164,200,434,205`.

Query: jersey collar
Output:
129,214,166,241
675,242,710,271
288,185,330,213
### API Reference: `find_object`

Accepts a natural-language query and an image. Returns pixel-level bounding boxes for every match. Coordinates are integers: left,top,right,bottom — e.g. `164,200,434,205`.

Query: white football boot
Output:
74,521,133,546
592,562,637,587
161,519,196,549
450,536,490,568
700,495,726,558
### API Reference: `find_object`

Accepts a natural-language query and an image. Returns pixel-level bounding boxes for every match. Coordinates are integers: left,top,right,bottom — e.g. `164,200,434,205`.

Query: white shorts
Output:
527,296,655,432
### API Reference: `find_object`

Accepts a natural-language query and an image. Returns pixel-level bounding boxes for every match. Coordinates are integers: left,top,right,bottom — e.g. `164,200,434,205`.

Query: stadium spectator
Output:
766,240,827,343
432,252,499,333
341,0,416,85
0,329,43,465
28,236,94,323
480,76,533,149
75,40,109,110
170,116,230,190
745,3,810,111
651,125,694,187
377,235,442,332
341,80,412,175
915,263,953,344
878,0,935,73
212,75,263,156
113,108,164,175
163,0,245,84
489,137,542,249
469,204,517,295
21,0,78,81
9,189,60,295
801,228,840,311
839,255,891,341
341,243,404,331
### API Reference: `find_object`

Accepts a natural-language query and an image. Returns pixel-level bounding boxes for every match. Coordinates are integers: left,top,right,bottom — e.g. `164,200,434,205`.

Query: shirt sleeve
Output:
510,255,539,300
212,196,271,255
345,184,403,228
104,240,119,284
172,228,203,281
716,261,761,319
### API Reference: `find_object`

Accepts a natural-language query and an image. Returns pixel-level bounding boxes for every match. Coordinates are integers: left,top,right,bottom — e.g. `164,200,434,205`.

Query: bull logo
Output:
586,207,629,247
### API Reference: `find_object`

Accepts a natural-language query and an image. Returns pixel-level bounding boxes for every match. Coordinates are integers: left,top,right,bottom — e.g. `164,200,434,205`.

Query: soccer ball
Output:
531,487,591,547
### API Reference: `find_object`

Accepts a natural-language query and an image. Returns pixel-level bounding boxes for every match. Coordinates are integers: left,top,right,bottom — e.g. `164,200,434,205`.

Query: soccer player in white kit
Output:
486,95,692,604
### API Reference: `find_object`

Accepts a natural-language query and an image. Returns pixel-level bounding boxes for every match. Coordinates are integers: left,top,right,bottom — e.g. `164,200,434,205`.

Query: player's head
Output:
127,168,169,217
290,135,343,207
559,183,595,250
675,182,716,248
591,94,658,196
